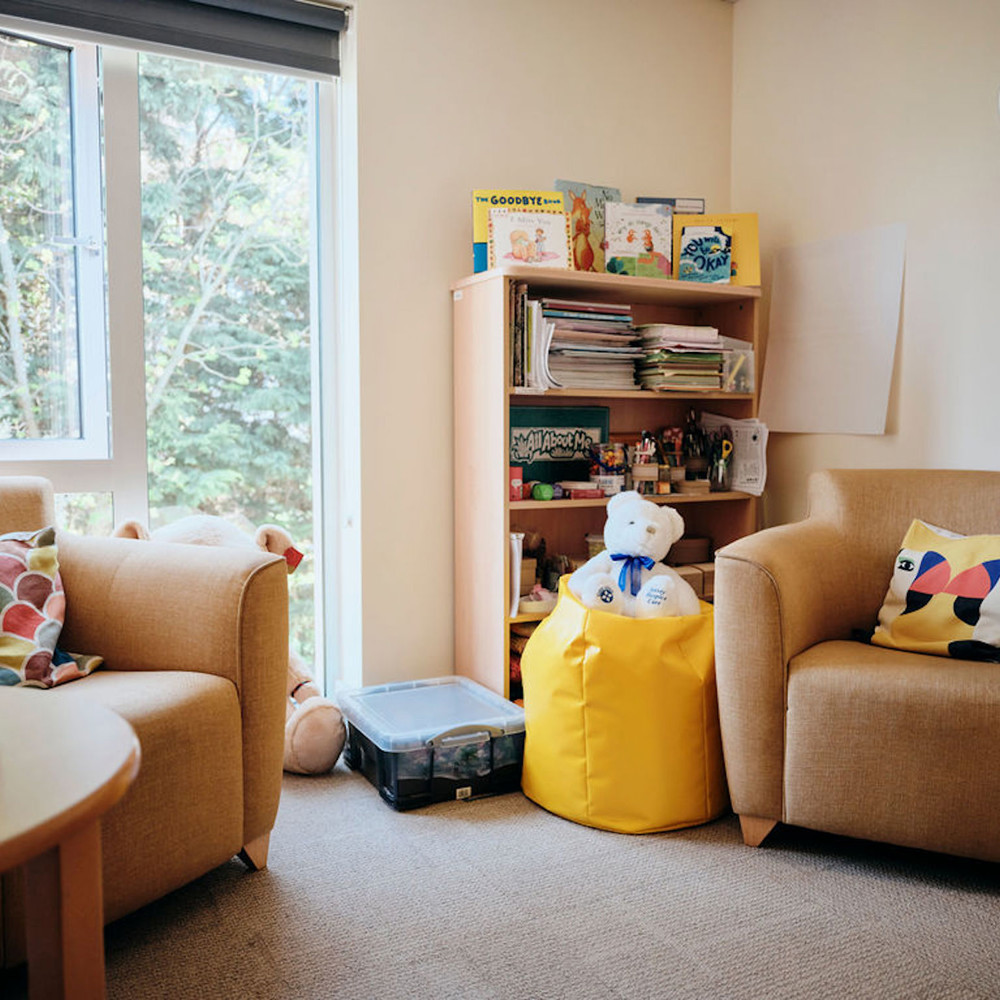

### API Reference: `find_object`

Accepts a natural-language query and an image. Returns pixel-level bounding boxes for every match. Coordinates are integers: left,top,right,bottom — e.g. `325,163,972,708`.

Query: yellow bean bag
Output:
520,578,728,833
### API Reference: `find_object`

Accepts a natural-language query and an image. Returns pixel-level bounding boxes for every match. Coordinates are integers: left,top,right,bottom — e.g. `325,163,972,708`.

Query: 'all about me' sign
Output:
509,406,609,483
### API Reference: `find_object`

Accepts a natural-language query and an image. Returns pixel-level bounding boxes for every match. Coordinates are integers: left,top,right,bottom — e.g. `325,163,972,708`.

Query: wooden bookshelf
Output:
452,266,763,699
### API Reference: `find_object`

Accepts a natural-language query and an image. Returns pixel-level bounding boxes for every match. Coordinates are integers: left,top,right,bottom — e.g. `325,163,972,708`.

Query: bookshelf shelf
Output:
452,267,763,700
511,491,752,511
456,265,761,308
509,387,754,402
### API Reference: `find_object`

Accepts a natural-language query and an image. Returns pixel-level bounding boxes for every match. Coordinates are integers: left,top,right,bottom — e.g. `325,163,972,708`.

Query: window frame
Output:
0,34,111,462
0,14,350,692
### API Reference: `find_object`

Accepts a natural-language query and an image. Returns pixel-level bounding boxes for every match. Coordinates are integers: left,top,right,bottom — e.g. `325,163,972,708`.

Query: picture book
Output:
488,209,572,270
636,196,706,215
677,226,732,284
603,202,672,279
553,180,621,273
472,189,564,273
673,212,760,286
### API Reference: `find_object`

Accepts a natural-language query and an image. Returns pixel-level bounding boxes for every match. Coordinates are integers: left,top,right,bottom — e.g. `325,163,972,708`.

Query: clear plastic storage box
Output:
337,676,526,811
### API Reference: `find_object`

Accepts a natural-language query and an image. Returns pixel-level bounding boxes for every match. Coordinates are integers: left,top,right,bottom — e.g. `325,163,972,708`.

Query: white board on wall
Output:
758,223,906,434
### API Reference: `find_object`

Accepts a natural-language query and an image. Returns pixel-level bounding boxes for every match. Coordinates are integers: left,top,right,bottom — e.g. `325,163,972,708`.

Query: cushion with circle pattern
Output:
0,527,102,687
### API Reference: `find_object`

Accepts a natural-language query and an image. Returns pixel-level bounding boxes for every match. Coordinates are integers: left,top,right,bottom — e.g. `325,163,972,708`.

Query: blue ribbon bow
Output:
610,553,655,596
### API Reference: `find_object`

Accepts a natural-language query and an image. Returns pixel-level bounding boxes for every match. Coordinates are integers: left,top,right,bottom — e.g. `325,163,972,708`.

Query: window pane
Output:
0,33,81,441
138,54,316,661
55,491,114,535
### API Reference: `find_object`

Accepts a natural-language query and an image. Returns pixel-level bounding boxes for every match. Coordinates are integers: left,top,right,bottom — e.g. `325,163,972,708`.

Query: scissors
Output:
714,426,733,465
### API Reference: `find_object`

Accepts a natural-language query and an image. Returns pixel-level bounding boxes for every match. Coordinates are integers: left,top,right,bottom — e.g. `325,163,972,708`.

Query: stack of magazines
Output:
635,322,725,391
533,297,641,390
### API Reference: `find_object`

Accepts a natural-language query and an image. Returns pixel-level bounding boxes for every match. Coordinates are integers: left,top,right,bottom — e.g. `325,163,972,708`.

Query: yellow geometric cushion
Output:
872,519,1000,661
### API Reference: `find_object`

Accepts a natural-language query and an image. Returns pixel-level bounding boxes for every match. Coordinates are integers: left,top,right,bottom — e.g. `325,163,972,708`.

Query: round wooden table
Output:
0,688,140,999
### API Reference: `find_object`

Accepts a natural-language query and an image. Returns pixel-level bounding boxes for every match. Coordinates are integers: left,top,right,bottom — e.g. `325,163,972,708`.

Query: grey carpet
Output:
8,763,1000,999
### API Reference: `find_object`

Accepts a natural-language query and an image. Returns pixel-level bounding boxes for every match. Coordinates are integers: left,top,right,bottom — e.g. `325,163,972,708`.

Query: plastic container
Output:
338,676,526,810
721,338,755,393
585,533,606,558
590,474,626,496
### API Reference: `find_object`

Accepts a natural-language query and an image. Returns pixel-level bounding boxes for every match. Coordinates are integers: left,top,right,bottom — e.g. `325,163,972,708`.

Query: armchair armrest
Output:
714,518,879,822
56,533,288,842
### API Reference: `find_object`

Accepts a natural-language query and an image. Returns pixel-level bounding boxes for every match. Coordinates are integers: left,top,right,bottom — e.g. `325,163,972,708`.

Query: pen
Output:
725,353,746,391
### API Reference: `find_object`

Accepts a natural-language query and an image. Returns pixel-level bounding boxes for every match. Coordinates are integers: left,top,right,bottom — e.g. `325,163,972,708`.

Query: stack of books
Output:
538,297,641,390
635,323,725,392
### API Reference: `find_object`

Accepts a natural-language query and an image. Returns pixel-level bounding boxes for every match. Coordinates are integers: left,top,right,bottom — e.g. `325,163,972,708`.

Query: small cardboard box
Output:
693,561,715,599
674,564,703,597
666,536,712,566
509,466,523,501
520,557,537,595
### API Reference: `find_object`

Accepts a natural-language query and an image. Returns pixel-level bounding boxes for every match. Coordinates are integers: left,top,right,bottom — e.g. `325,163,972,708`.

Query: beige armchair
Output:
714,469,1000,862
1,477,288,967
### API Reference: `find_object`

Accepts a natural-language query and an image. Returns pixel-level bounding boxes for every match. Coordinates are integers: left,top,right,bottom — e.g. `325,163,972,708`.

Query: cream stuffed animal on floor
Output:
568,491,701,617
114,514,346,774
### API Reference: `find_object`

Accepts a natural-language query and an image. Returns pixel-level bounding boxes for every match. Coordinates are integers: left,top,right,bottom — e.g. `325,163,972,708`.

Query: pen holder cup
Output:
709,457,732,492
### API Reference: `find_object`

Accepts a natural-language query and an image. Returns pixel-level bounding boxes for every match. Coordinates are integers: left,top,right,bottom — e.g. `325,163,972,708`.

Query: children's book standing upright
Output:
604,202,672,278
677,226,732,283
636,196,706,215
472,190,565,273
673,212,760,285
554,180,621,273
487,209,572,269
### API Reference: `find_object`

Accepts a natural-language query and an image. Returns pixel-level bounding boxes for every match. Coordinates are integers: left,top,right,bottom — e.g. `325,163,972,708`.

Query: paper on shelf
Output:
509,532,525,617
526,300,560,389
700,412,768,496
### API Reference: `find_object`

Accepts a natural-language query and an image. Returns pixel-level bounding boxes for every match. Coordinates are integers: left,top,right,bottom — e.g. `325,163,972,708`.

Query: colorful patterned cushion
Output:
0,528,102,687
872,519,1000,661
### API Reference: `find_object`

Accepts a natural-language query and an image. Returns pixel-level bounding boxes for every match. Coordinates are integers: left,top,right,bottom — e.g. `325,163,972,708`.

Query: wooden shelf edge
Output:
509,387,754,402
511,491,754,510
452,266,761,304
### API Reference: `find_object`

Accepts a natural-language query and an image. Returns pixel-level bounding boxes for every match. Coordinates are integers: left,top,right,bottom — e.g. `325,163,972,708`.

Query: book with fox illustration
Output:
554,180,621,273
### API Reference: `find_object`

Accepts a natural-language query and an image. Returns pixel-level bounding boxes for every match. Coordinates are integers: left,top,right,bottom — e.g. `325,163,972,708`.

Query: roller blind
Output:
0,0,346,74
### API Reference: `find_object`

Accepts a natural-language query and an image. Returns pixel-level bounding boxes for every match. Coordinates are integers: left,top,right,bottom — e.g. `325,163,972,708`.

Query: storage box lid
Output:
337,676,525,752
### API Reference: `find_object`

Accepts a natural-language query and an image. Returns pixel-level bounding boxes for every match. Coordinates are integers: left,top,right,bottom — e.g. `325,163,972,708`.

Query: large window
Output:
0,25,338,672
0,33,107,458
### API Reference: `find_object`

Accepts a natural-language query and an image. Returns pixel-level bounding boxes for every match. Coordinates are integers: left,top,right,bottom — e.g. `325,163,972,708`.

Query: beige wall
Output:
351,0,734,684
732,0,1000,526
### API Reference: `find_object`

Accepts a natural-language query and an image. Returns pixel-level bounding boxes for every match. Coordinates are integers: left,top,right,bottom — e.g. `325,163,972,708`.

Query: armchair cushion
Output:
0,527,101,687
872,519,1000,661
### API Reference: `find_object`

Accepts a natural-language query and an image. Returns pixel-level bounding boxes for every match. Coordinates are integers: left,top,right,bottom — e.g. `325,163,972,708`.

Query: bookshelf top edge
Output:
450,266,761,305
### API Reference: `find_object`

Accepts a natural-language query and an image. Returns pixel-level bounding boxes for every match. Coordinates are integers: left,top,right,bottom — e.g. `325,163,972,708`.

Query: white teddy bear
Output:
568,491,701,618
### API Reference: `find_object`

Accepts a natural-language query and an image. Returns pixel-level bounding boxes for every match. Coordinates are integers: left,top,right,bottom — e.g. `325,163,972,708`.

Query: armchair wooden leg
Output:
238,833,270,871
739,814,778,847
